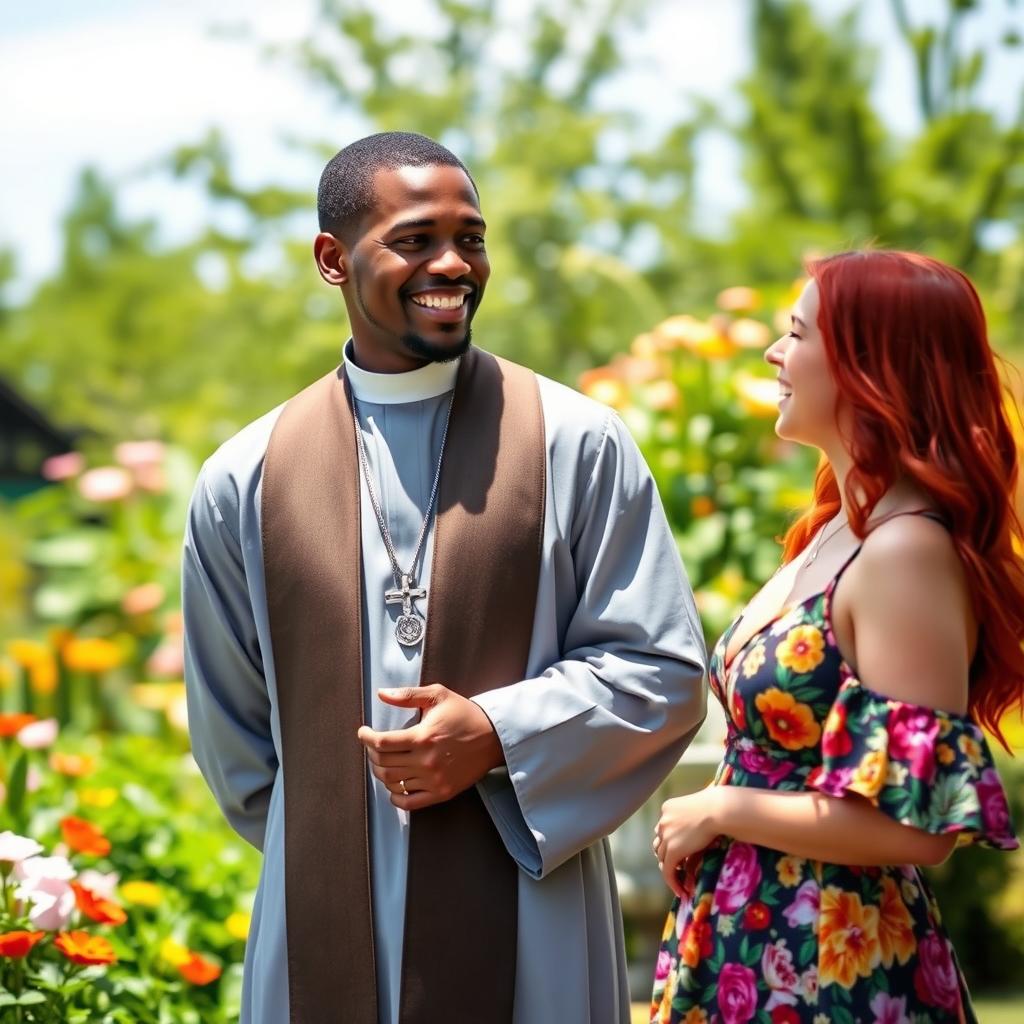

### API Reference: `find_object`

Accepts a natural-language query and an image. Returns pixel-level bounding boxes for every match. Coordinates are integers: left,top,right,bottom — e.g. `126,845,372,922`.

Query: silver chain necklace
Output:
802,515,848,566
350,388,455,647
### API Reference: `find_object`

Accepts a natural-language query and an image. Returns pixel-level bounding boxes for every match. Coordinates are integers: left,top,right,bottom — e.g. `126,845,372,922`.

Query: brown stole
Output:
261,347,546,1024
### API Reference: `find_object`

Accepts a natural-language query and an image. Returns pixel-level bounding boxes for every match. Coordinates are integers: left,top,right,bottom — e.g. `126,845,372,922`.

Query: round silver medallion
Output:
395,613,425,647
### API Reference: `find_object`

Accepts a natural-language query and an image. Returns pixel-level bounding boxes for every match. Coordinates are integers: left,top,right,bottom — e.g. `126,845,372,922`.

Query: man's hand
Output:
357,684,505,811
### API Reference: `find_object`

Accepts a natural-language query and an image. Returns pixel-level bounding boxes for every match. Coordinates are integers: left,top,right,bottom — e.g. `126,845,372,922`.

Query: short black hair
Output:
317,131,477,241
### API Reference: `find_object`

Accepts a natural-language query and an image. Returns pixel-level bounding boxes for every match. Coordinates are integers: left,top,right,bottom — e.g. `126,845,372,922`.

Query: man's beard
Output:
400,326,473,364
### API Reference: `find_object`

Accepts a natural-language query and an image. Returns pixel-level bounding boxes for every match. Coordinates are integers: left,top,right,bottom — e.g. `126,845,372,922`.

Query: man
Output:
183,131,706,1024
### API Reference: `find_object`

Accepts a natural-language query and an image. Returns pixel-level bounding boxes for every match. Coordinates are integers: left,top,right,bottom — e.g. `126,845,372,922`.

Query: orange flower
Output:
776,625,825,674
54,931,116,966
877,876,916,968
72,882,127,926
754,688,822,751
0,931,45,958
60,816,111,857
819,887,881,988
50,752,96,777
178,951,222,985
679,893,714,968
0,713,37,738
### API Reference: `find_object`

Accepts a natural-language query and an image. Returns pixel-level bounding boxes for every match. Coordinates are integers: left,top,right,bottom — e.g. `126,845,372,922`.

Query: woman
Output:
650,250,1023,1024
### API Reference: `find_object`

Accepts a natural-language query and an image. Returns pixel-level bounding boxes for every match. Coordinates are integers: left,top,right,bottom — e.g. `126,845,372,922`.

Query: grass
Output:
632,994,1024,1023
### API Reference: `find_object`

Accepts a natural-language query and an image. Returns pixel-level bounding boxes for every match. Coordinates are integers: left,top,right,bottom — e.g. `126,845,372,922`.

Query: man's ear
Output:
313,232,348,286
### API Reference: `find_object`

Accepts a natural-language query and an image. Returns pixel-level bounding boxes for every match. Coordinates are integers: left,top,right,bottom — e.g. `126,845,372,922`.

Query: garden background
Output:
1,0,1023,1020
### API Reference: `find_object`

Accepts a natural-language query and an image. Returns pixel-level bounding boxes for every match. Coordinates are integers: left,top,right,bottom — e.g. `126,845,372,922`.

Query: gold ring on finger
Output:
400,779,409,796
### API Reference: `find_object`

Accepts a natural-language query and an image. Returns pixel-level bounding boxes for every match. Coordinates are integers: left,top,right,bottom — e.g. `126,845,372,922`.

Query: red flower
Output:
0,713,37,738
60,816,111,857
821,701,853,758
771,1008,802,1024
54,931,117,966
72,882,127,926
743,901,771,930
0,931,45,958
178,951,222,985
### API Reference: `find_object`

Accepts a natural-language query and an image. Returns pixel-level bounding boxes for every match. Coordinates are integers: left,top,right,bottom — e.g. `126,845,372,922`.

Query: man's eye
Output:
393,236,426,247
463,234,486,247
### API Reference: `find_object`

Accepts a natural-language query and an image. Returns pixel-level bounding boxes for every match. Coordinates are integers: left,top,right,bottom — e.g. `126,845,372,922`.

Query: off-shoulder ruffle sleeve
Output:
806,677,1019,850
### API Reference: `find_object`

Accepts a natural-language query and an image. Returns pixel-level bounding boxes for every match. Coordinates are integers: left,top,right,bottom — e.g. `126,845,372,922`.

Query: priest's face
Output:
332,164,489,373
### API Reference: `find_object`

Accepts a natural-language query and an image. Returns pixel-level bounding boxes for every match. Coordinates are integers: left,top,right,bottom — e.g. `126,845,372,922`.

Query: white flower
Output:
885,761,908,787
14,876,75,930
78,869,120,901
16,718,59,750
0,831,44,866
15,855,75,884
716,914,735,936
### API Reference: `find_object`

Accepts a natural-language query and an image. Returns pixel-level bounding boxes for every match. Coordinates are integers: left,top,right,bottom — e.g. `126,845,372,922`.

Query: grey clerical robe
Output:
182,345,707,1024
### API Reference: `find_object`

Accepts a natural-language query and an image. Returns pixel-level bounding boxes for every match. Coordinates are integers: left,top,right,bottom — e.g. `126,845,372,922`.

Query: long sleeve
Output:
182,468,277,851
473,412,707,878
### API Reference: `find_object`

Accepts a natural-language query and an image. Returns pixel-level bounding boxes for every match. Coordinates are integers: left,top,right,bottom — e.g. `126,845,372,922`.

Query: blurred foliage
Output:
0,0,1022,453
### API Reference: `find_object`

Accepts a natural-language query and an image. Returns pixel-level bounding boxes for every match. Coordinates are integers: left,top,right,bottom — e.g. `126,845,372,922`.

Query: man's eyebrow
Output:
387,216,487,233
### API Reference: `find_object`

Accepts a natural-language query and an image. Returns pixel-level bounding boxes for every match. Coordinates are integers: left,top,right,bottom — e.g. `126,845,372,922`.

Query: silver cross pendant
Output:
385,574,427,647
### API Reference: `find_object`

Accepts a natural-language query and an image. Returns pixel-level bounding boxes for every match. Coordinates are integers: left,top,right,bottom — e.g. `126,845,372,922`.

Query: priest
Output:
183,131,707,1024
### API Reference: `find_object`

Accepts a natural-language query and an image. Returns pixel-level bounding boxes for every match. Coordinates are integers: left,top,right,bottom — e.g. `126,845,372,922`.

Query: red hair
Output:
781,250,1024,743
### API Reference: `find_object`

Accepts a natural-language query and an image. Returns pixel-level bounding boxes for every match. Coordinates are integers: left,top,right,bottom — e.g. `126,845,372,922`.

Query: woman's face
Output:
764,279,842,449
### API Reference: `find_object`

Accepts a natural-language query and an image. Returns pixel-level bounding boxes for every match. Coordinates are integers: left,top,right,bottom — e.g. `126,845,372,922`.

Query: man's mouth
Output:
406,288,473,325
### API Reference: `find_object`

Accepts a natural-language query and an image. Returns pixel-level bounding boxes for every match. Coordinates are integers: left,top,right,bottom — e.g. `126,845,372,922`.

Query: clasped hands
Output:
357,683,504,811
652,787,726,898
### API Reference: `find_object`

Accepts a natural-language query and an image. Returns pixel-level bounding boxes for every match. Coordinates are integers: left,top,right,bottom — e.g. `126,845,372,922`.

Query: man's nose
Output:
428,246,472,278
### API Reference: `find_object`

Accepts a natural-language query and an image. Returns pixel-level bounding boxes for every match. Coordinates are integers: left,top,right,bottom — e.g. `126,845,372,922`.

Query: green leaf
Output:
6,750,29,827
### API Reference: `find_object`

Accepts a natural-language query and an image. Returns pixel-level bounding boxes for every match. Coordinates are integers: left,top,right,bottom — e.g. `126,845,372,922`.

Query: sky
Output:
2,0,1021,298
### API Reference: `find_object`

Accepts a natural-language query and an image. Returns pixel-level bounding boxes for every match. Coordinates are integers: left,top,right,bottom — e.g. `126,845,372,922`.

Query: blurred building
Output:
0,376,74,498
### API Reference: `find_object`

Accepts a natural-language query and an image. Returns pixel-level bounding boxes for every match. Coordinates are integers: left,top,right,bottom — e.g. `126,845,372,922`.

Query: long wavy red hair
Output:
780,250,1024,742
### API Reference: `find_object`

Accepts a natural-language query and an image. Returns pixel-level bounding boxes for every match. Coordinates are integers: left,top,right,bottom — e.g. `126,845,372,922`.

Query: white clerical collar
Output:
342,339,460,405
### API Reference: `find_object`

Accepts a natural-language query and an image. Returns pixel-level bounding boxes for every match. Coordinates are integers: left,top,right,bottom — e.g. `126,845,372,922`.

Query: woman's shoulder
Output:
854,509,966,588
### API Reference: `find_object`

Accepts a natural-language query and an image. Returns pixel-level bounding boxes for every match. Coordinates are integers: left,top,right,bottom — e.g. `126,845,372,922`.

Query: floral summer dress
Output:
650,545,1018,1024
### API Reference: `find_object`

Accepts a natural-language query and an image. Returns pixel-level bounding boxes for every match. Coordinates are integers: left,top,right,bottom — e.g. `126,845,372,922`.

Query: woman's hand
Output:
652,787,726,897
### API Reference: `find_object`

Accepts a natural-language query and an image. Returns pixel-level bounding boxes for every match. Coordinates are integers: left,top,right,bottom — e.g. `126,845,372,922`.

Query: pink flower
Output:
0,831,43,866
146,636,184,678
782,879,819,929
976,768,1011,837
114,441,165,469
78,466,133,503
887,705,938,782
870,991,910,1024
800,966,818,1003
713,842,762,914
14,856,77,931
121,582,165,616
41,452,85,481
761,939,800,1011
717,962,759,1024
26,767,42,793
912,933,960,1013
16,717,58,750
737,742,796,785
654,948,671,982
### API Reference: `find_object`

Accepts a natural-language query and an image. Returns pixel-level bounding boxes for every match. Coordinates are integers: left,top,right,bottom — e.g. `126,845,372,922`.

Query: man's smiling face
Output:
339,163,489,372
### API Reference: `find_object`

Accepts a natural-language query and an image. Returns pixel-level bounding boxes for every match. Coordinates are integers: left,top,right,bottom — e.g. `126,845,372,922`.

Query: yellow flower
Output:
661,912,675,942
225,912,251,941
900,879,920,904
755,688,822,751
7,640,50,669
850,749,889,798
732,371,779,418
160,938,191,966
63,637,123,674
683,1010,708,1024
0,662,11,690
654,315,736,360
936,714,954,739
957,734,983,766
643,380,680,412
819,887,881,988
123,881,163,908
935,743,956,766
741,643,766,679
131,682,186,712
776,625,825,674
877,876,916,968
578,370,627,410
29,654,57,695
729,318,772,350
776,855,804,887
79,787,119,809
